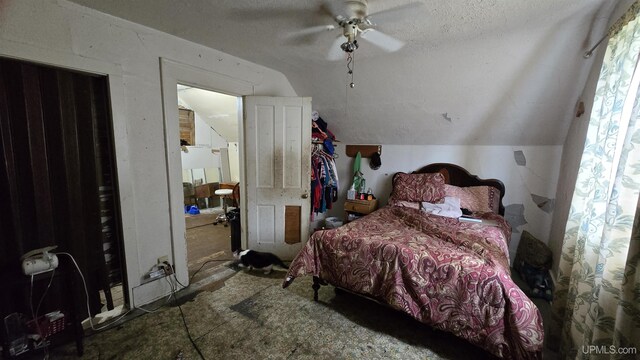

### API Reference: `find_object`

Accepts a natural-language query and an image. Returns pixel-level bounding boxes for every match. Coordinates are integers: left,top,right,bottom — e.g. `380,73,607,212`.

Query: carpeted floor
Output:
48,267,529,360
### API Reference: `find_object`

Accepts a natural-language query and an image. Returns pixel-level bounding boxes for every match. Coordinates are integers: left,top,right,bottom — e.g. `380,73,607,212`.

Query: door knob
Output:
301,193,309,199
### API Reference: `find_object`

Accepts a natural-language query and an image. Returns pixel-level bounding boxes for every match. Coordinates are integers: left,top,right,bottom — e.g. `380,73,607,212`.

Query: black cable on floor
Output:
167,277,206,360
177,301,205,360
188,259,236,284
185,222,217,230
173,269,189,289
170,259,236,292
173,261,216,289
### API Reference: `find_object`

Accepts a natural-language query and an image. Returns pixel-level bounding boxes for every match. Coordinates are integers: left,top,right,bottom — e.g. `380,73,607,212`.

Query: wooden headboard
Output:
413,163,506,216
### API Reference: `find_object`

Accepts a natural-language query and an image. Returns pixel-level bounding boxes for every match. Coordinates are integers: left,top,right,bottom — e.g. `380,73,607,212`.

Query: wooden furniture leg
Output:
312,276,321,301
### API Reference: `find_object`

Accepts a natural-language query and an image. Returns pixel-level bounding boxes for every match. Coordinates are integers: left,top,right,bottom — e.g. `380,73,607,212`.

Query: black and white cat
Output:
233,249,289,274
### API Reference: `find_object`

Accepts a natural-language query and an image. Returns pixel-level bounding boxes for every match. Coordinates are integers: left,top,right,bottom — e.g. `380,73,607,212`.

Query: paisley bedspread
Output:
283,206,543,359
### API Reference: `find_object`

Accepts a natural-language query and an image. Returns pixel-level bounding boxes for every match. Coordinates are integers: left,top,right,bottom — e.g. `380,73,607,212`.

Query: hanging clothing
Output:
310,145,339,216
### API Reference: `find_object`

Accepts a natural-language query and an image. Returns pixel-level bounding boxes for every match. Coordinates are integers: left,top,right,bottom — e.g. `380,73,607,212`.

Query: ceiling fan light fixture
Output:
340,40,359,53
317,0,413,61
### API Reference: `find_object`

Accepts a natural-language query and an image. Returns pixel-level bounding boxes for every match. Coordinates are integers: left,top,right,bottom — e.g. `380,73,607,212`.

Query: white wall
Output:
325,145,562,262
194,112,227,148
227,142,240,183
0,0,296,307
178,98,227,183
180,147,220,171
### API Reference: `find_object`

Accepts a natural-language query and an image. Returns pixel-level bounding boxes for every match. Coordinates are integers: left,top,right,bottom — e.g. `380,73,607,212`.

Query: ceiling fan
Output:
289,0,422,61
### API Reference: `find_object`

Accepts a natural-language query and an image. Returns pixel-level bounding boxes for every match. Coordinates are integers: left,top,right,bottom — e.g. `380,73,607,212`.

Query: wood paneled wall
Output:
0,57,125,315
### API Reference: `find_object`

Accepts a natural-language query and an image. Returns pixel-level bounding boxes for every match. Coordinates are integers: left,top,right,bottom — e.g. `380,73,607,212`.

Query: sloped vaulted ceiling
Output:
68,0,619,145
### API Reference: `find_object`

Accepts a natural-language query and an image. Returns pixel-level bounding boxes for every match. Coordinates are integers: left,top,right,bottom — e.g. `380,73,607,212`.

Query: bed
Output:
282,163,544,359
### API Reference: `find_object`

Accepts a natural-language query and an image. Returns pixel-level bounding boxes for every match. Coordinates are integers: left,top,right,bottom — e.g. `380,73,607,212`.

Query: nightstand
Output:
344,199,378,222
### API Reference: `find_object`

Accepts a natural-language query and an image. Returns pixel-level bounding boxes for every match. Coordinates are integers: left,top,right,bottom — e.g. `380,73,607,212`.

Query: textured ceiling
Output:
68,0,617,145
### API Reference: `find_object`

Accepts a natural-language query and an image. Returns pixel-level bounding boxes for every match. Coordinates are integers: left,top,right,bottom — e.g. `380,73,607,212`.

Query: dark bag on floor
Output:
513,231,553,301
514,230,552,271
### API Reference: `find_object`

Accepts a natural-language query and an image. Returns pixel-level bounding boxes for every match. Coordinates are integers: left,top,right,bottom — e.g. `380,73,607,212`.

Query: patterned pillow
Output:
391,172,446,203
443,184,500,213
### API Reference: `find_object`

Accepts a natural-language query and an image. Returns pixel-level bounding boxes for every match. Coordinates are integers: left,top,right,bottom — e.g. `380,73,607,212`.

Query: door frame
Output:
160,58,252,286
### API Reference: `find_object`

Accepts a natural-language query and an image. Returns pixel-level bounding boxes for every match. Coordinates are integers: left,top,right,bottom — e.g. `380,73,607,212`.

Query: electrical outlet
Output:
161,262,174,275
157,255,169,264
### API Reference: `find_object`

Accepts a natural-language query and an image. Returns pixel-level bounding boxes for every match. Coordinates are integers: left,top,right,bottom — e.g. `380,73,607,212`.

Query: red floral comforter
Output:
283,206,543,359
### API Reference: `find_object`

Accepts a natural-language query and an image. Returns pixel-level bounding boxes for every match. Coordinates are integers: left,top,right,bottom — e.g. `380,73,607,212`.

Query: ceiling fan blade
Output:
327,36,346,61
366,2,424,24
359,29,405,52
286,24,336,39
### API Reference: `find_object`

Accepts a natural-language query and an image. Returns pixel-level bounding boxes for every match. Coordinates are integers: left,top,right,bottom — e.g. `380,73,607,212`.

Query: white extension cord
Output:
55,252,178,332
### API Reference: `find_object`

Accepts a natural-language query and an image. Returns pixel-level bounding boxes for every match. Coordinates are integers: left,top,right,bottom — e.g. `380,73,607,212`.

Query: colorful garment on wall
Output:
311,146,338,216
311,111,339,216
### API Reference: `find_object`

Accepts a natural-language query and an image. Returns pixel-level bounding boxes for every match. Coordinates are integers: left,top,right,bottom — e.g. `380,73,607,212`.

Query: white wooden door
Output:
244,96,311,260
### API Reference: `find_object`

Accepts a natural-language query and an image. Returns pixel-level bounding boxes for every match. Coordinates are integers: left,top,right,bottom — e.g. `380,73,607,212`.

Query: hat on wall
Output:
370,152,381,170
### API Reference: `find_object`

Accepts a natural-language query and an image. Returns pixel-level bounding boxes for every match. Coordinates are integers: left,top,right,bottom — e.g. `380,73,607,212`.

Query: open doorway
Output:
177,84,240,282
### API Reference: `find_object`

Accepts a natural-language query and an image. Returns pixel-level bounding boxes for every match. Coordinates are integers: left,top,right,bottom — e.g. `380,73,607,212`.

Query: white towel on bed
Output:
421,196,463,218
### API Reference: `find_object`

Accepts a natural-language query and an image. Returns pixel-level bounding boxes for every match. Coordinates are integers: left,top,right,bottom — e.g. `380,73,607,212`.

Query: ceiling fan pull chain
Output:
347,53,355,88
